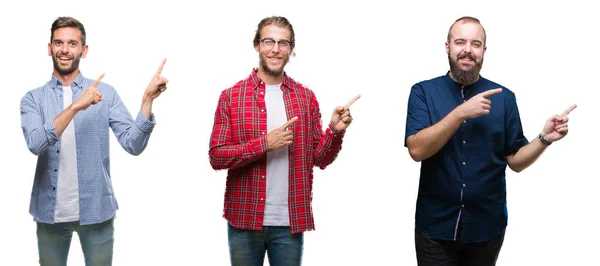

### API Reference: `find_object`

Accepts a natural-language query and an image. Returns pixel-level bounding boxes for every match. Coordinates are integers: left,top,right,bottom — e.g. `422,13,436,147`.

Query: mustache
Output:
56,52,73,59
458,53,475,61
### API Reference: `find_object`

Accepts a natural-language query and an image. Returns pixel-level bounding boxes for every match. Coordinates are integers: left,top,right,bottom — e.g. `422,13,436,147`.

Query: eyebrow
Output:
454,38,483,44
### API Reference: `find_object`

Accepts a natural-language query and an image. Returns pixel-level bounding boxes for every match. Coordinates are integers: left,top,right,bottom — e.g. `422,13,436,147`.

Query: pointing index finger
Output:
156,58,167,76
280,116,298,129
480,88,503,98
92,73,105,87
560,104,577,116
344,94,361,108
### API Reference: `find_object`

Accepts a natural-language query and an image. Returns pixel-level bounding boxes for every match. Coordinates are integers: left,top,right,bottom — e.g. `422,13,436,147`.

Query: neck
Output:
257,67,284,85
53,69,79,86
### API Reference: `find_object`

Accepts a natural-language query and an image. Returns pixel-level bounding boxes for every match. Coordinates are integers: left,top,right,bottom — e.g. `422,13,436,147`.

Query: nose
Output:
271,42,280,53
463,43,473,53
59,43,68,53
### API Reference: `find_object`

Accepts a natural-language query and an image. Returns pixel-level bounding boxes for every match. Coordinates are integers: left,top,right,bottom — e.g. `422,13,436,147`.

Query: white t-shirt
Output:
263,83,290,226
53,86,80,223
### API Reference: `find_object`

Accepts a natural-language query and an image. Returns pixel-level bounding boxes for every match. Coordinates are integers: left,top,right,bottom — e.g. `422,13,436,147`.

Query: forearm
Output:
209,136,269,170
506,137,548,173
314,123,345,169
53,104,78,138
140,96,153,120
407,108,464,162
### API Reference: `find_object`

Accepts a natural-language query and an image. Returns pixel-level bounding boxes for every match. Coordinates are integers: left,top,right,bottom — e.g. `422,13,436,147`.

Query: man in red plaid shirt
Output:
209,16,359,266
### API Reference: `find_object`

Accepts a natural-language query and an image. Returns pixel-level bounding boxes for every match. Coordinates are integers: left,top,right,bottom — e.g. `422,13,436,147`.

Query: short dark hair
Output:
447,16,486,45
50,17,86,46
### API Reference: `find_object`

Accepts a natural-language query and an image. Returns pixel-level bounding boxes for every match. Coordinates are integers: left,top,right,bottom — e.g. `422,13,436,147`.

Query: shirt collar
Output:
248,68,294,91
50,72,86,90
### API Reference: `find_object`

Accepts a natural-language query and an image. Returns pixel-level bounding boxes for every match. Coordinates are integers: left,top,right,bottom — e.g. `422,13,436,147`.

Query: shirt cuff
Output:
328,123,346,137
135,111,156,133
44,120,59,143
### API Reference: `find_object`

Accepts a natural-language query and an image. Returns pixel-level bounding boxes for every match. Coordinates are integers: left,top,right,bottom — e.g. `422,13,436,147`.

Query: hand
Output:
267,117,298,151
541,104,577,142
72,73,104,111
458,88,503,119
144,58,169,101
331,95,361,131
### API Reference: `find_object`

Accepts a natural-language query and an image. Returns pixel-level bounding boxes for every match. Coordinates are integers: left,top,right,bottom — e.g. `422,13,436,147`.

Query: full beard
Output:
449,54,483,85
259,54,289,77
52,53,82,75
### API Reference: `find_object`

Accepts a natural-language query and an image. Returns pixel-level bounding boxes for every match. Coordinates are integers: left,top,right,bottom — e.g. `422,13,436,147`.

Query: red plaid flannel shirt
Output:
209,69,345,234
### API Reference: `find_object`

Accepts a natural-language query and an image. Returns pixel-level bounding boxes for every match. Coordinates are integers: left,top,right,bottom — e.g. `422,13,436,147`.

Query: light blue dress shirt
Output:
20,72,155,225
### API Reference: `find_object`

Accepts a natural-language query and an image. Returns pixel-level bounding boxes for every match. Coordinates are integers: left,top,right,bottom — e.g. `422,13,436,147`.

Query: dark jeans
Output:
415,226,505,266
228,223,303,266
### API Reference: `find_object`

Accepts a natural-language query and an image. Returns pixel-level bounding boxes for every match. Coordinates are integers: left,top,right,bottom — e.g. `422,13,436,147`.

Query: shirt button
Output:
463,100,466,103
261,176,265,178
462,140,466,144
57,150,60,153
463,183,467,187
461,204,465,208
463,120,466,124
462,162,466,166
259,91,264,94
260,198,264,201
54,169,57,172
261,132,265,135
260,109,265,112
53,187,56,191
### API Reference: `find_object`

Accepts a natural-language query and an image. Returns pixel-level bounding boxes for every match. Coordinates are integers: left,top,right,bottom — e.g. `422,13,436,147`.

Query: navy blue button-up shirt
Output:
405,72,528,242
20,72,156,225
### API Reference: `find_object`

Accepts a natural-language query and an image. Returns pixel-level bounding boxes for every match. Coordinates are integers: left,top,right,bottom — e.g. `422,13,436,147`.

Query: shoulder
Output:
413,75,446,90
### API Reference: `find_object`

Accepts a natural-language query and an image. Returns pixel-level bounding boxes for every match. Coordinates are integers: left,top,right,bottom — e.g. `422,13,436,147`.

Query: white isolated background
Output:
1,0,598,265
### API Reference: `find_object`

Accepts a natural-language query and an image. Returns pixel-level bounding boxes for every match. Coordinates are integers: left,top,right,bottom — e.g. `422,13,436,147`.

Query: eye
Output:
69,42,78,47
279,41,290,47
53,41,62,46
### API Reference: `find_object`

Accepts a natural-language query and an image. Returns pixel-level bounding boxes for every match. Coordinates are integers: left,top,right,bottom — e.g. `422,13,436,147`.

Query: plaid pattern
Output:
209,69,345,234
21,72,155,225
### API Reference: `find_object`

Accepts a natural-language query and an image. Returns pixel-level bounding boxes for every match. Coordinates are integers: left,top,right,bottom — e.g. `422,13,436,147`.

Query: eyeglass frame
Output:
259,38,294,51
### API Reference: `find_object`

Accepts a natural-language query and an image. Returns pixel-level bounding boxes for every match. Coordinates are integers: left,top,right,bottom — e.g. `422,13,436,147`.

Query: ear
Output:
82,44,89,58
255,44,260,53
445,41,450,56
48,43,52,56
483,45,487,56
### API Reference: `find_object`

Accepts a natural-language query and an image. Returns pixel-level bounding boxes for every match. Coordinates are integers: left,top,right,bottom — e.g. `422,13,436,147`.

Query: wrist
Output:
538,133,552,145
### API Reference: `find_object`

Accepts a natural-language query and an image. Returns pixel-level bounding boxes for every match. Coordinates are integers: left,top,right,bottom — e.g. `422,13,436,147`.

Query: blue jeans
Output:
36,217,115,266
228,223,303,266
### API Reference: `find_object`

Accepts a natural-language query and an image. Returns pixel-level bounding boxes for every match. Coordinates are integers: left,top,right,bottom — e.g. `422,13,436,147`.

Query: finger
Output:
557,127,568,133
557,116,569,123
344,94,361,108
340,110,351,118
482,99,491,105
92,73,105,87
482,103,491,110
155,58,167,76
280,116,298,129
480,88,503,98
560,104,577,116
554,124,568,131
283,135,293,141
342,116,352,123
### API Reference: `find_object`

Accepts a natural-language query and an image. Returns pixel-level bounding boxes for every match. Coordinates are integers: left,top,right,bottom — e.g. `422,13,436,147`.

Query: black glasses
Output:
259,38,293,51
